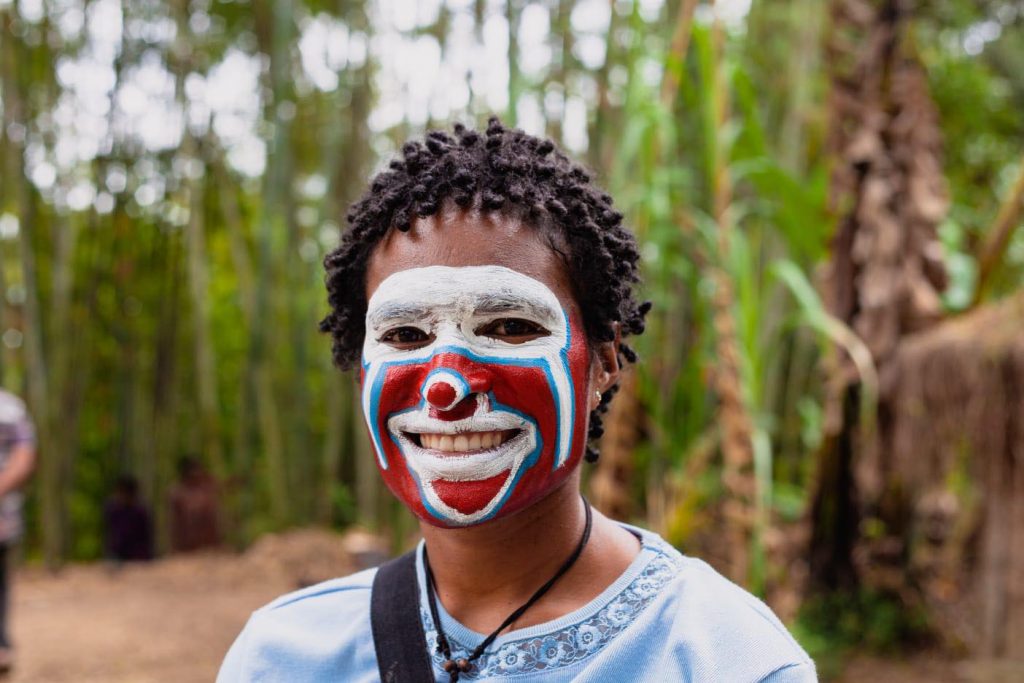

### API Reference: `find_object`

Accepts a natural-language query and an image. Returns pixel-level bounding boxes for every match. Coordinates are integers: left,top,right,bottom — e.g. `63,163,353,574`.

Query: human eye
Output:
378,326,433,350
475,318,549,343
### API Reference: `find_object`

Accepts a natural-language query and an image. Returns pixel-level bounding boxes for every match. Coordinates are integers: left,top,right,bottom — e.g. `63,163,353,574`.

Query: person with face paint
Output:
219,120,816,682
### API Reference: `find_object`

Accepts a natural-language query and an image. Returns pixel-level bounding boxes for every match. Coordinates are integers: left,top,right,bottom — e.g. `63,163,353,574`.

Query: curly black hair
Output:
320,117,650,462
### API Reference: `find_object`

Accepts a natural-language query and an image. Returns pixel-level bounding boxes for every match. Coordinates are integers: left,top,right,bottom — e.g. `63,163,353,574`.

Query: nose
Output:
426,381,457,409
421,371,468,411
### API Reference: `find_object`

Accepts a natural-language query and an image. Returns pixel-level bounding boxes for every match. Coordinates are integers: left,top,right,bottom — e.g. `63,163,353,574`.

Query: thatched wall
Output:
863,293,1024,657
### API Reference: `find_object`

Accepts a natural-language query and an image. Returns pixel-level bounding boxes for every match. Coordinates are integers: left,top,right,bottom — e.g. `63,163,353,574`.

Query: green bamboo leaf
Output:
771,260,878,433
731,158,827,262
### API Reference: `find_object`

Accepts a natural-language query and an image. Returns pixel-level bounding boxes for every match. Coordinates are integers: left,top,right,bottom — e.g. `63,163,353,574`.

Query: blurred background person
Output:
169,456,223,553
0,390,36,673
103,475,153,564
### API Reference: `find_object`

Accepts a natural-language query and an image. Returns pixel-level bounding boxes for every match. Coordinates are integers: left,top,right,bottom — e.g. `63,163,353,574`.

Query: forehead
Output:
364,208,577,311
366,265,563,324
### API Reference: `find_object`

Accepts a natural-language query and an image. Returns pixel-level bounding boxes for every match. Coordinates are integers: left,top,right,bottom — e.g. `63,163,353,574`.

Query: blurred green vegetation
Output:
793,589,935,679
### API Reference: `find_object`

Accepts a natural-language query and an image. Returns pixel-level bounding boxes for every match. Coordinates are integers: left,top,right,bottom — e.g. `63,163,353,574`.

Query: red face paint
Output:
361,266,592,527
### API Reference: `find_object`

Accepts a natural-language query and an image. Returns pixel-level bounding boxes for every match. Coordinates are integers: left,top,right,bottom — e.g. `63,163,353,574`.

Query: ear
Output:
588,323,621,412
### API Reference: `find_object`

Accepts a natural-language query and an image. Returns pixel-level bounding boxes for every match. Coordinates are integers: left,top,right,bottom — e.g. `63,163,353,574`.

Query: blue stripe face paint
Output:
361,266,591,527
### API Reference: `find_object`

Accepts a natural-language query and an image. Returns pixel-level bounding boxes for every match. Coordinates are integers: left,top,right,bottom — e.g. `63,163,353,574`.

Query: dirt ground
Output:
1,529,1016,682
5,529,368,683
8,556,286,682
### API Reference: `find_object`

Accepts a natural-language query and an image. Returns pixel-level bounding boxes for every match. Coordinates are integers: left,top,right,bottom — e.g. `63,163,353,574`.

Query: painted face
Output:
361,265,591,527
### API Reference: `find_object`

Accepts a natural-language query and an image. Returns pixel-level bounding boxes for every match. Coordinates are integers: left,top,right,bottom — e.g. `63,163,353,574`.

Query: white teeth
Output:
416,430,511,453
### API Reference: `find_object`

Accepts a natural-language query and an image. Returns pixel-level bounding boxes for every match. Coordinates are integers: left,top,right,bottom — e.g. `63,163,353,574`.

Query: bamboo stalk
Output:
149,228,184,553
594,0,701,529
705,1,758,585
214,158,256,325
660,0,699,107
170,0,226,481
336,45,380,530
2,10,61,566
248,0,297,526
506,0,520,124
315,78,360,523
213,157,257,537
184,136,227,479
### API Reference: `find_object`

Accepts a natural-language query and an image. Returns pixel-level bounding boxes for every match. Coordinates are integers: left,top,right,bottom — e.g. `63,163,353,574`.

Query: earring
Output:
594,390,602,402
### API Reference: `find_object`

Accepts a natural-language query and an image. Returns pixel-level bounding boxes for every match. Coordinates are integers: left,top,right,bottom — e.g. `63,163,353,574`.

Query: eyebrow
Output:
366,303,431,329
473,293,559,321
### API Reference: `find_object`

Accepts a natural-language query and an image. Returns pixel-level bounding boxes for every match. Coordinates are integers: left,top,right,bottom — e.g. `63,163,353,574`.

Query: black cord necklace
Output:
423,496,593,682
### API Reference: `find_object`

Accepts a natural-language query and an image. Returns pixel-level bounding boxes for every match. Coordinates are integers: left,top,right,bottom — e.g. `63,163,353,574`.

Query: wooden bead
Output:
443,660,457,673
456,658,471,672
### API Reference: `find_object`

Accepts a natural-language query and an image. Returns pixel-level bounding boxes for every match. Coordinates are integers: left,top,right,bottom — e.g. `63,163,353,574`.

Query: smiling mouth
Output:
406,429,519,453
390,415,537,520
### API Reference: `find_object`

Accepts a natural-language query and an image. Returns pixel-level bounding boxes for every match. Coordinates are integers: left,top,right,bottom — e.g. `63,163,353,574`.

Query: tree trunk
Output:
809,0,949,592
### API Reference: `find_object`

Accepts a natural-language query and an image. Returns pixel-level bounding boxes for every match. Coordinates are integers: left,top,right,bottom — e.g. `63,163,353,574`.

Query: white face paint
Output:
361,265,586,526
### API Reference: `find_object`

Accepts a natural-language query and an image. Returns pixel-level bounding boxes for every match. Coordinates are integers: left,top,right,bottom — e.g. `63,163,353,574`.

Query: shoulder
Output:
0,392,32,436
0,391,26,420
630,528,816,681
260,565,376,614
680,557,812,651
217,568,380,682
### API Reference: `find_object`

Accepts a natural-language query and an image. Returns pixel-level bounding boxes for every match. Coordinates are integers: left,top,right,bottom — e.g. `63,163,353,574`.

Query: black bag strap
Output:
371,550,436,683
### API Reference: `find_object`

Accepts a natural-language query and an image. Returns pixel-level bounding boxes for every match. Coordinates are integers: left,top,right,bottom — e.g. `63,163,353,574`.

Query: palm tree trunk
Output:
810,0,949,592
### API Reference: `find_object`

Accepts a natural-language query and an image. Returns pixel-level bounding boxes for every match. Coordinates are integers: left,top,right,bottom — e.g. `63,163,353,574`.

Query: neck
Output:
419,472,640,634
422,476,585,604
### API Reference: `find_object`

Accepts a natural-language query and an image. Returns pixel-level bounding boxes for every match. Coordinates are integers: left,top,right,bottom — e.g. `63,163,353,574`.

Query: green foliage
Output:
606,2,836,587
917,3,1024,297
329,482,358,529
793,590,934,680
938,218,979,311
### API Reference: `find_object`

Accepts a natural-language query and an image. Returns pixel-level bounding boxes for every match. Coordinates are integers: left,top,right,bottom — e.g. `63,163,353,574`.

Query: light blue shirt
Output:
219,526,816,682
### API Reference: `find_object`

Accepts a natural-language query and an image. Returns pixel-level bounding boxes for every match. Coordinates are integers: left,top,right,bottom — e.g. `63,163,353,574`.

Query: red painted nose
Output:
426,381,458,409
